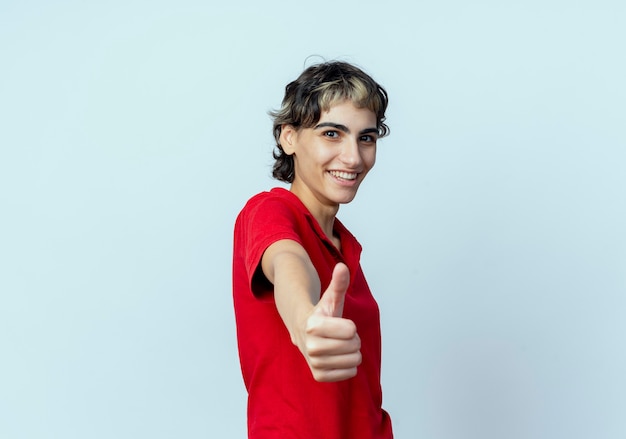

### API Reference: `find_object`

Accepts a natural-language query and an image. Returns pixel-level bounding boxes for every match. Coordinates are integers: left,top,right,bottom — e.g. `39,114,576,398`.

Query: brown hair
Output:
269,61,389,183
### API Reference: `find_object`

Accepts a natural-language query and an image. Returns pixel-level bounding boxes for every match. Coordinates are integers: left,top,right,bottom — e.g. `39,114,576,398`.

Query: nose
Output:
340,137,362,168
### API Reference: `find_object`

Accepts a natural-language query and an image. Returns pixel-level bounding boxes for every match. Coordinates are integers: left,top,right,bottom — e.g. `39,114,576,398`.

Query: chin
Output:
336,192,359,205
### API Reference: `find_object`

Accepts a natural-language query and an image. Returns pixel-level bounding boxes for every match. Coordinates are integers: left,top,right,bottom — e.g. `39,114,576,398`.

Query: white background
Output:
1,1,624,438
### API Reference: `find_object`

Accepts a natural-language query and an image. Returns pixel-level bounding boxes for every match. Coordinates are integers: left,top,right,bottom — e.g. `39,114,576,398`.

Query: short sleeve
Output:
234,194,304,294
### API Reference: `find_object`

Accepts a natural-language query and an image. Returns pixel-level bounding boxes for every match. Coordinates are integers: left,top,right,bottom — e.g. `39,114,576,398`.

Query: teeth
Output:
329,170,357,180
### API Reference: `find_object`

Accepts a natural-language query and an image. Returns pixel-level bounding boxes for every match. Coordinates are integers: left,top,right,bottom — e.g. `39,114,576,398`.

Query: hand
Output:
299,263,362,382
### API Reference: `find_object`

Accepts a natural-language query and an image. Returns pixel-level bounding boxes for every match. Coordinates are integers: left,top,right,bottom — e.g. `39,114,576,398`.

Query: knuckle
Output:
355,351,363,366
312,369,326,382
304,339,322,356
346,320,357,334
305,316,323,334
308,356,323,368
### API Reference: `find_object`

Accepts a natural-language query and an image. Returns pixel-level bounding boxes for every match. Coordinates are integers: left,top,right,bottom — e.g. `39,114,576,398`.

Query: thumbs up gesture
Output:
300,263,362,382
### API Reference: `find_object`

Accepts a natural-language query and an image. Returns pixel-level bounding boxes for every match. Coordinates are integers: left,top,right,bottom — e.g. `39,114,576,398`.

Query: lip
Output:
327,170,360,185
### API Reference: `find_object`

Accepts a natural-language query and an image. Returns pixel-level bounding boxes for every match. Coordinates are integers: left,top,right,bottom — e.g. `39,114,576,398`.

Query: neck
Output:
314,207,338,242
289,185,339,243
305,199,339,241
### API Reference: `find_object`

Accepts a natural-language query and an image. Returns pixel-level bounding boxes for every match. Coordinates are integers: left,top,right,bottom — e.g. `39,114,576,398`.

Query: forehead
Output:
318,100,377,126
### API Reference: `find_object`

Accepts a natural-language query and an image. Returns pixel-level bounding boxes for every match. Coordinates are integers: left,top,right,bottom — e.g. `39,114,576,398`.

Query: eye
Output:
359,134,377,143
323,130,340,139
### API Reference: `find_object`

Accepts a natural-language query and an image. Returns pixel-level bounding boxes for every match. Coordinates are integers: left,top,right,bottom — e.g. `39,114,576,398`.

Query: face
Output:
280,100,378,218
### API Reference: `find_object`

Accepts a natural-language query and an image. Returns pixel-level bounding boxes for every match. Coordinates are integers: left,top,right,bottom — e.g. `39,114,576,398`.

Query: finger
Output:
304,333,361,357
312,366,359,383
314,263,350,317
308,351,362,371
306,314,357,339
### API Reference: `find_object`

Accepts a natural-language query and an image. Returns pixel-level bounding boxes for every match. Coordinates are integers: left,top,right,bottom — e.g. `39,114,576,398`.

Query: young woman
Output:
233,61,393,439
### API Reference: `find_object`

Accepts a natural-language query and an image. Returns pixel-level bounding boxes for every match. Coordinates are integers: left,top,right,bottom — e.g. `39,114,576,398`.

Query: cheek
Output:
318,148,339,165
364,148,376,169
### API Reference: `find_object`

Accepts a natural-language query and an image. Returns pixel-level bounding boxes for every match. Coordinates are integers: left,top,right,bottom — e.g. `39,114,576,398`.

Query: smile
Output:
329,170,358,181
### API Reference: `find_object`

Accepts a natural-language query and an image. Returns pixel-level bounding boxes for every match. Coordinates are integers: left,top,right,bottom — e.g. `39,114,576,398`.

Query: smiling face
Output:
280,100,378,220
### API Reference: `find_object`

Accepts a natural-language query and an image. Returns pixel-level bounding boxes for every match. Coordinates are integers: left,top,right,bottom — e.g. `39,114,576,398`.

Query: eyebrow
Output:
314,122,378,136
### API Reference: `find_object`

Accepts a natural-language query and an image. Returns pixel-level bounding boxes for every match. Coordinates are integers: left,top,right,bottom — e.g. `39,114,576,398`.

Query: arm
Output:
261,239,362,382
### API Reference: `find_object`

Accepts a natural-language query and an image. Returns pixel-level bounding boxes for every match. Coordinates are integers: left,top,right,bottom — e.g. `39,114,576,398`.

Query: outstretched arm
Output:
261,239,362,382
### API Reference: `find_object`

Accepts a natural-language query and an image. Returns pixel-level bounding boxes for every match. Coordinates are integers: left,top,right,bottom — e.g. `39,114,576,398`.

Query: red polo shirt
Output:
232,188,393,439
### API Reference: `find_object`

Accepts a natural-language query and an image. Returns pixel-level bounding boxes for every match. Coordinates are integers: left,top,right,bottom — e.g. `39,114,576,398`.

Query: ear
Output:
279,124,297,155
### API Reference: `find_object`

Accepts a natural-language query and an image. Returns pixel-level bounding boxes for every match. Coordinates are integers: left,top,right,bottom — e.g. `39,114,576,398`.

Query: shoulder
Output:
242,187,291,208
235,187,312,236
238,188,307,222
234,188,308,270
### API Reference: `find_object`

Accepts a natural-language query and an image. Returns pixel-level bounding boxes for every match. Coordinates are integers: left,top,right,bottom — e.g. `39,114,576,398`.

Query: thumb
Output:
314,263,350,318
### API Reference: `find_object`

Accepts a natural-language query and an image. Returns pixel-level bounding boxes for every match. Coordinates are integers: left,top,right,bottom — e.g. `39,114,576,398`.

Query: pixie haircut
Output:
270,61,389,183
